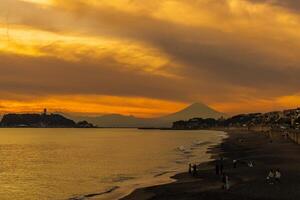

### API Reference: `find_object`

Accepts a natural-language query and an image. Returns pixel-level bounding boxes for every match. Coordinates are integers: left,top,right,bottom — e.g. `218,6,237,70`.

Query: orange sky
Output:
1,0,300,117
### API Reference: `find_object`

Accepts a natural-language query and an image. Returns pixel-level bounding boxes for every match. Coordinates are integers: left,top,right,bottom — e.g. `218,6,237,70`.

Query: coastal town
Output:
122,108,300,200
173,107,300,130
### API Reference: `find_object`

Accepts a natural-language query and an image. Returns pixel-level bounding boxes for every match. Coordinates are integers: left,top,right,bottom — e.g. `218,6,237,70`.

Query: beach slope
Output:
121,130,300,200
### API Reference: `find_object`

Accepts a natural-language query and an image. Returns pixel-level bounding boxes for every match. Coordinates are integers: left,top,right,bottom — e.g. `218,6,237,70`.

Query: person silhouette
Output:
216,160,220,175
275,169,281,183
233,159,237,168
188,163,192,174
192,164,197,176
220,158,224,174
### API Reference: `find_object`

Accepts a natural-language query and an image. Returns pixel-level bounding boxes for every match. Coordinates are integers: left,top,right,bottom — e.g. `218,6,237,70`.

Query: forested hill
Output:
0,113,94,128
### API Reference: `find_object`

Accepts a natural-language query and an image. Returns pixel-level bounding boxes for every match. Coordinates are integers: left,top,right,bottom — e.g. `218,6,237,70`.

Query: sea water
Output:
0,128,226,200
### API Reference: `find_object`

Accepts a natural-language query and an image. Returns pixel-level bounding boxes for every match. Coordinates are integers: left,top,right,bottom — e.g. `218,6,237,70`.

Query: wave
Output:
68,186,119,200
153,171,176,178
111,175,135,183
192,141,212,147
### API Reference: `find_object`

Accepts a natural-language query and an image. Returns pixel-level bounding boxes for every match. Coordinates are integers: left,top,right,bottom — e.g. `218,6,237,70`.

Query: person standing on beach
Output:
267,169,275,184
188,163,192,174
225,175,230,190
216,160,220,175
233,159,237,168
192,164,197,176
220,158,224,174
275,169,281,183
222,173,229,190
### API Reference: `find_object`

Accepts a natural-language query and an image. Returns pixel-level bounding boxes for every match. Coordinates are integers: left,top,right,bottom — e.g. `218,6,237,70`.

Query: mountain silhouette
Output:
160,102,224,122
69,103,226,128
74,114,149,128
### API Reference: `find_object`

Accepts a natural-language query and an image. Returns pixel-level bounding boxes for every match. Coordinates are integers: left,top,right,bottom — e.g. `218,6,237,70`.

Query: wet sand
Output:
121,130,300,200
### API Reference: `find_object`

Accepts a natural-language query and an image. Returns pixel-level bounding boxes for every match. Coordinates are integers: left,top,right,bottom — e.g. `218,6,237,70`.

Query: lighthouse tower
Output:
43,108,47,116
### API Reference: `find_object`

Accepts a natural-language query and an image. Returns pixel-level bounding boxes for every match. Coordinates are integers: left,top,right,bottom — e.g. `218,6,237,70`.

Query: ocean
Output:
0,128,226,200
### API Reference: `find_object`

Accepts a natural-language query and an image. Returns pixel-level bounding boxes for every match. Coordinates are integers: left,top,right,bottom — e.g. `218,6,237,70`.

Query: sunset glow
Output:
1,0,300,117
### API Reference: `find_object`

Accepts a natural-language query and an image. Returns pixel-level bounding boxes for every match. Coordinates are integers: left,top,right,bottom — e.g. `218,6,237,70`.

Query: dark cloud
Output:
249,0,300,11
51,1,300,98
0,52,193,101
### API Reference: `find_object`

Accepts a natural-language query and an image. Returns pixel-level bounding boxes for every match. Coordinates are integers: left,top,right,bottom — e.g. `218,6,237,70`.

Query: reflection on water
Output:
0,128,225,200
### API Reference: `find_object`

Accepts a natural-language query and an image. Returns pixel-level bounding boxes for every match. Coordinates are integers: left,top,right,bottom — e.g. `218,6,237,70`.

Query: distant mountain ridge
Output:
69,103,226,128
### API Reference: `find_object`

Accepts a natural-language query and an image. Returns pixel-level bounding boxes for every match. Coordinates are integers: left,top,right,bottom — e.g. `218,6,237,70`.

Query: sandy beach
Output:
121,130,300,200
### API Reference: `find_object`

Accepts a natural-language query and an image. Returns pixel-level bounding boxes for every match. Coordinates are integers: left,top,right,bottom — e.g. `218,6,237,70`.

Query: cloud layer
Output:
1,0,300,116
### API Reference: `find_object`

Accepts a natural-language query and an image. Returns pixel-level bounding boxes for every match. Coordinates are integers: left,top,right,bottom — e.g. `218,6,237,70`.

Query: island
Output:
0,109,95,128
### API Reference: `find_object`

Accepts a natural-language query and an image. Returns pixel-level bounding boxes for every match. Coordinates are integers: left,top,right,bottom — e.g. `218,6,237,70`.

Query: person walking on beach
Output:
275,169,281,183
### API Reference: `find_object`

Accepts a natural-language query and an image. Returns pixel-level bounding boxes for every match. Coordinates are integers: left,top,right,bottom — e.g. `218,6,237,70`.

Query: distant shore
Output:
120,130,300,200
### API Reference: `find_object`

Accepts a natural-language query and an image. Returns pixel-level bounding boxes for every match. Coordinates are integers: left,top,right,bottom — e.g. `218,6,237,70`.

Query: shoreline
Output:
103,130,228,200
120,130,300,200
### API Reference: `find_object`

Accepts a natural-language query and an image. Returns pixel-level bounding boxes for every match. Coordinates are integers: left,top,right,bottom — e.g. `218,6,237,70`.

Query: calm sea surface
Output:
0,128,226,200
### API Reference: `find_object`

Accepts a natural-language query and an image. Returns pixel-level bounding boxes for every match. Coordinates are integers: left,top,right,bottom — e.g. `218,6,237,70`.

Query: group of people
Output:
188,163,199,177
266,169,281,184
188,158,230,190
215,157,230,190
188,157,282,192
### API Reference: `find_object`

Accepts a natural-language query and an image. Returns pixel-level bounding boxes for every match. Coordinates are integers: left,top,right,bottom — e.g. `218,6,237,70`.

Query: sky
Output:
1,0,300,117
